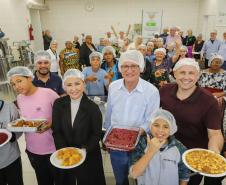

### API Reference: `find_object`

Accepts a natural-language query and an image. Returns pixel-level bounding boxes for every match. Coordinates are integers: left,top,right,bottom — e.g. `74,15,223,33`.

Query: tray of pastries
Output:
182,148,226,177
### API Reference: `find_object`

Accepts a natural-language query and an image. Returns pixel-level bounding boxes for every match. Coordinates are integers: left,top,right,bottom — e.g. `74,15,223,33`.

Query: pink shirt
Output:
17,87,59,155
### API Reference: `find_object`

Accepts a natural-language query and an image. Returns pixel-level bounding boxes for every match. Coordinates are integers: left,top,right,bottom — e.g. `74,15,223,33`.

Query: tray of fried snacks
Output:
103,125,140,151
182,148,226,177
50,147,86,169
7,118,47,132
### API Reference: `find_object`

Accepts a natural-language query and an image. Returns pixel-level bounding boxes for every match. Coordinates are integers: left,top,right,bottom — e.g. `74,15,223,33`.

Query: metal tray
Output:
103,125,141,151
7,118,47,132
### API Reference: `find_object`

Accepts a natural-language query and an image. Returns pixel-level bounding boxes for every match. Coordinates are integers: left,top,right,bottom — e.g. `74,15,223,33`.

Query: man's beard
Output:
38,69,49,75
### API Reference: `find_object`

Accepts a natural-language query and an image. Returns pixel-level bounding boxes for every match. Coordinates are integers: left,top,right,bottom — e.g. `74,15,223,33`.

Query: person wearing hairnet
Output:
32,50,65,96
149,48,172,89
82,51,111,96
137,44,152,82
104,50,160,185
0,99,24,185
130,108,190,185
101,46,122,81
51,69,106,185
160,58,224,185
7,66,59,185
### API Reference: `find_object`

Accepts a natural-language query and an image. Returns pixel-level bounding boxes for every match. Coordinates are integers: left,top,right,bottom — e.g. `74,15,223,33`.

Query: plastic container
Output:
103,125,141,151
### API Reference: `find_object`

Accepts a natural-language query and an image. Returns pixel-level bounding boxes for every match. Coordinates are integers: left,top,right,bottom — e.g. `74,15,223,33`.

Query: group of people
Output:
0,26,225,185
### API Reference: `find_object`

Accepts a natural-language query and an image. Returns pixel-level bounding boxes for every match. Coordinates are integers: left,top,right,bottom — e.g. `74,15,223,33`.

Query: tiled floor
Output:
18,135,136,185
18,134,226,185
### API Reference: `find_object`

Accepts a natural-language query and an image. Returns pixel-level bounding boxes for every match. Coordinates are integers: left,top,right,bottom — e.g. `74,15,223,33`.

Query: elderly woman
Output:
137,44,152,81
130,109,190,185
101,46,122,81
80,35,97,67
127,35,143,50
198,54,226,138
46,40,60,75
150,48,173,89
52,69,106,185
82,51,111,96
146,41,155,63
172,44,188,63
156,37,164,49
183,29,196,58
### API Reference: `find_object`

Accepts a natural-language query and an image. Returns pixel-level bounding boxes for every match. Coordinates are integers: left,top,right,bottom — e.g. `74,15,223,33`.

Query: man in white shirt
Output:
104,50,160,185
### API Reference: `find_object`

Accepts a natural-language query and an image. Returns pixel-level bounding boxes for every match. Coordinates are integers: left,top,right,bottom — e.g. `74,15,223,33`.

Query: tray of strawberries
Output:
103,125,140,151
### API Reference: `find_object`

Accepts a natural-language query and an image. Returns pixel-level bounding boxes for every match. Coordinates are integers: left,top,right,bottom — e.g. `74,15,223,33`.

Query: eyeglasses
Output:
121,64,139,71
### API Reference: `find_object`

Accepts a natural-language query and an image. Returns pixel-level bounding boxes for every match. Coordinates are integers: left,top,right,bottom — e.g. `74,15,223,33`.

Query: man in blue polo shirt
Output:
33,50,65,96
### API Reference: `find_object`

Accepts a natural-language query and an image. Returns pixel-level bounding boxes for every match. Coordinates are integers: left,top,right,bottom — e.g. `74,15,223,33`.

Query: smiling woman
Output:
52,69,106,185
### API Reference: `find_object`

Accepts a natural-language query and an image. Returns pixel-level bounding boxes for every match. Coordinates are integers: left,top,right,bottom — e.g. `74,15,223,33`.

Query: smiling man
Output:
104,50,160,185
160,58,224,185
33,50,65,96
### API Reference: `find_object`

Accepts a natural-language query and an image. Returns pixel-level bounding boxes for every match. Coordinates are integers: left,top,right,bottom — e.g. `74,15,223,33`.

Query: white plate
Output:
50,147,86,169
182,148,226,177
0,129,12,147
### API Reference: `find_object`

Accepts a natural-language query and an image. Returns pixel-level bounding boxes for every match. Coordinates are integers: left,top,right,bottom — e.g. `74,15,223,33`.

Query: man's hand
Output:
147,137,166,154
85,75,97,82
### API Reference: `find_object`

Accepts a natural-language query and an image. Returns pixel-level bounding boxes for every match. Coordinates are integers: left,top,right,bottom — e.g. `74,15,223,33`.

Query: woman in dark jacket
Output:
80,35,97,66
52,69,106,185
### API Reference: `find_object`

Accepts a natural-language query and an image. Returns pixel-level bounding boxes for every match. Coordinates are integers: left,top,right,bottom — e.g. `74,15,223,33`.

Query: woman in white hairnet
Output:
150,48,173,89
130,108,190,185
82,51,111,96
104,50,160,185
52,69,106,185
7,66,59,185
101,46,122,81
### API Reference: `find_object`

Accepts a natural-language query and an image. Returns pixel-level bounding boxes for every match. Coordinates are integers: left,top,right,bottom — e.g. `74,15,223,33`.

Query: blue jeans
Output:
109,150,130,185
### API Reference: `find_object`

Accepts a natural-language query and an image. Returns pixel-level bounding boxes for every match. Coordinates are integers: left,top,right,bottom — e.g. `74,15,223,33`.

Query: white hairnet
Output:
118,50,145,72
89,51,103,63
150,108,177,135
154,48,166,55
102,46,116,58
63,69,84,86
208,53,224,67
7,66,34,80
173,58,200,72
34,50,51,64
